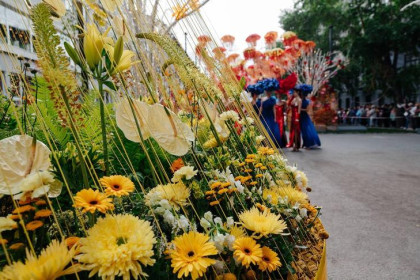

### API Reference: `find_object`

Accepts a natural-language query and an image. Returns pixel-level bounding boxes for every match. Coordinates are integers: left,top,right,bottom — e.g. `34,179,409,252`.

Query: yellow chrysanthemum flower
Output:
230,225,246,239
232,237,263,268
76,214,156,279
239,207,287,238
203,137,218,149
258,246,282,272
73,189,114,214
145,182,190,210
0,240,77,280
168,231,218,280
263,186,308,205
99,175,135,197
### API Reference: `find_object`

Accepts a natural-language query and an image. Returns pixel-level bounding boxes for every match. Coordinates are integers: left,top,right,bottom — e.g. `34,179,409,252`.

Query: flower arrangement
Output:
0,1,328,279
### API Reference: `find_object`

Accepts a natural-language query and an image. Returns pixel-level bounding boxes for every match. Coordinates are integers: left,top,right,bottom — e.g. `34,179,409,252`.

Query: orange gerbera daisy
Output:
99,175,135,197
73,189,114,214
65,236,80,249
9,243,25,250
170,158,184,173
34,209,52,219
12,205,35,214
26,220,44,231
0,238,8,245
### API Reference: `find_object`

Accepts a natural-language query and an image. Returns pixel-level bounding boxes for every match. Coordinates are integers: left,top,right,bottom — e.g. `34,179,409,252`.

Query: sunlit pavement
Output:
284,134,420,280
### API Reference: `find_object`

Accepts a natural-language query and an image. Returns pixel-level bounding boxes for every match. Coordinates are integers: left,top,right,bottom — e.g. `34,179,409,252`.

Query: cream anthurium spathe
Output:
100,0,124,12
42,0,66,18
0,135,52,196
115,98,151,142
147,104,194,156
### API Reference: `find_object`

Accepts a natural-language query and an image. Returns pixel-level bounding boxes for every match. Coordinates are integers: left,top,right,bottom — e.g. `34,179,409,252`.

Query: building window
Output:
0,24,7,44
9,26,31,51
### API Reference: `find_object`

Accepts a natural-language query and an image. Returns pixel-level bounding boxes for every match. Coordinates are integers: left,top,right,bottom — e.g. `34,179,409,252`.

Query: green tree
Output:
280,0,420,102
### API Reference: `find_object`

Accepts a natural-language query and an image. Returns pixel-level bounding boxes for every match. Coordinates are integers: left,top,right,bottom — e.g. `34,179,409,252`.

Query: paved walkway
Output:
284,134,420,280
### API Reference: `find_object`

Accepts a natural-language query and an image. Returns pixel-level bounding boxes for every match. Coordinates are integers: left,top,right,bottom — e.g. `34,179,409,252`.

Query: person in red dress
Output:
286,89,302,151
275,94,288,147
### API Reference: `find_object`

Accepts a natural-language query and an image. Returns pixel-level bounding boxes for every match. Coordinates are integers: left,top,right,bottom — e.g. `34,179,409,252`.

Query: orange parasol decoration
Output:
282,31,297,46
264,31,278,44
243,47,257,60
245,33,261,47
303,41,316,54
197,35,211,45
212,46,226,60
221,35,235,43
221,34,235,50
227,53,239,63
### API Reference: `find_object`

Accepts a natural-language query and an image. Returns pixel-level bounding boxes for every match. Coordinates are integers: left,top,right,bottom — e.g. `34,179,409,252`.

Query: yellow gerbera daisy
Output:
168,231,218,280
99,175,135,197
263,186,308,205
76,214,156,279
73,189,114,214
0,240,77,280
239,207,287,238
258,246,282,272
232,237,263,268
145,182,190,210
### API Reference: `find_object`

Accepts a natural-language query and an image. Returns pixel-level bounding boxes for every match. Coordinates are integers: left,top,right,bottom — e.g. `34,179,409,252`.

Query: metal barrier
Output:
337,115,420,129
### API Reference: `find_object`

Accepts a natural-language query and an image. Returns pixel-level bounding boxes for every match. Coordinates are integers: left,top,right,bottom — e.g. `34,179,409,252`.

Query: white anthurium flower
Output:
159,199,172,210
225,234,236,251
213,217,222,226
226,217,234,228
213,260,225,274
163,210,175,226
154,207,165,215
200,100,230,138
299,208,308,218
213,233,226,253
0,135,52,197
0,217,17,233
14,171,62,200
234,180,244,194
200,217,211,230
295,215,302,222
147,104,194,156
219,110,239,123
256,135,265,144
177,215,189,231
171,166,198,183
116,98,151,142
204,211,213,222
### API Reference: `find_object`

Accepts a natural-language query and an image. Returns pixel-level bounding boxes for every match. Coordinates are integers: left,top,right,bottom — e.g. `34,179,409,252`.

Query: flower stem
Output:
98,80,109,175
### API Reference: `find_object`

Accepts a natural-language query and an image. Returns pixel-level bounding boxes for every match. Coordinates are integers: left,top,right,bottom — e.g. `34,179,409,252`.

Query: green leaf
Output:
103,80,117,91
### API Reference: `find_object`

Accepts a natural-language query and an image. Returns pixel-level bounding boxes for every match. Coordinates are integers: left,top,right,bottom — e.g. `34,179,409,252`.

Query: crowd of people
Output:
337,103,420,130
247,79,321,151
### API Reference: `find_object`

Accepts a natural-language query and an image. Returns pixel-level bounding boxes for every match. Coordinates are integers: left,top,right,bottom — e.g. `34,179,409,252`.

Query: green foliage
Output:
280,0,420,101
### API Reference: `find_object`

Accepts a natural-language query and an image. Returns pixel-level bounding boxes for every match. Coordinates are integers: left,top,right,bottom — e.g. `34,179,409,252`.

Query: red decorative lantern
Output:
197,35,211,46
282,31,297,46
